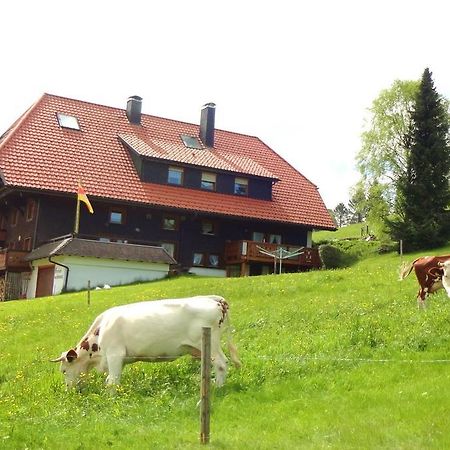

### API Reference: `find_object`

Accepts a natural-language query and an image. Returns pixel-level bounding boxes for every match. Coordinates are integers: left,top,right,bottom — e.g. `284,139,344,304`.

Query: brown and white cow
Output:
51,295,241,388
440,259,450,298
399,255,450,306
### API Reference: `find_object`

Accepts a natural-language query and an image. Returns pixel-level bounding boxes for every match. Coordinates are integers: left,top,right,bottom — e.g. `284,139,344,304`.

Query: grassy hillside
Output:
313,222,367,242
1,244,450,449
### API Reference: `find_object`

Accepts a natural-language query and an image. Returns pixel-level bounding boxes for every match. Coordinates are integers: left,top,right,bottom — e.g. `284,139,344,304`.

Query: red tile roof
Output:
119,133,277,179
0,94,335,229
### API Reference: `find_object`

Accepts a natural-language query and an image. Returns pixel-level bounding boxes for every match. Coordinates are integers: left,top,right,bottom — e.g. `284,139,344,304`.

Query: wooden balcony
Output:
224,240,321,268
0,249,30,272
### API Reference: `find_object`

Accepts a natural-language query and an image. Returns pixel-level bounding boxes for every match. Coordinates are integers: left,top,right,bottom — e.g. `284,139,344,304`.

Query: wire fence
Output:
94,353,450,364
256,354,450,364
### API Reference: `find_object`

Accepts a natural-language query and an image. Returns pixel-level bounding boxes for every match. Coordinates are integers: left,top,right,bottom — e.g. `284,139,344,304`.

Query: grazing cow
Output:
440,259,450,297
51,295,241,388
399,255,450,306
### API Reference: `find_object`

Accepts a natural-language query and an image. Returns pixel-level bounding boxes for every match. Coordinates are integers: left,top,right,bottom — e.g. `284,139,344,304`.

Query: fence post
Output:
87,280,91,307
200,327,211,444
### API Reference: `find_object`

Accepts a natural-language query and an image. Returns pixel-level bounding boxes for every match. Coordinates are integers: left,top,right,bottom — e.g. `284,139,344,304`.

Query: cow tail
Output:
223,308,242,369
399,260,415,281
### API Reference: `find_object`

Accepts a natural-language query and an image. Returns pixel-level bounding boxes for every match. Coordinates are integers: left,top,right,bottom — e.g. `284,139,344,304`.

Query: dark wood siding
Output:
140,160,273,200
1,191,309,273
0,196,39,251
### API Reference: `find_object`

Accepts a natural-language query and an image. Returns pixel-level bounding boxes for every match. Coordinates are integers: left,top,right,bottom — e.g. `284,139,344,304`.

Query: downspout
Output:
48,256,70,293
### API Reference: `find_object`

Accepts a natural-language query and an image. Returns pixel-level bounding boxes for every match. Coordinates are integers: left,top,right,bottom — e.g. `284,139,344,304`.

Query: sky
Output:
1,0,450,209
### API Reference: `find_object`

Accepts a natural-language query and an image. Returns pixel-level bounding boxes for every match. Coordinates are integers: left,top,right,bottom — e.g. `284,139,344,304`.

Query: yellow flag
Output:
77,183,94,214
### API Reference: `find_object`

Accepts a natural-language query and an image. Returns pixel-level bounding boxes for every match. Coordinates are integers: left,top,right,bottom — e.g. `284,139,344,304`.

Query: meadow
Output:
1,243,450,449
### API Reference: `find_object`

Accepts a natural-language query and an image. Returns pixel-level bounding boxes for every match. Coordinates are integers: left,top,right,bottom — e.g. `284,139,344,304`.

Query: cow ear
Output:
66,349,78,363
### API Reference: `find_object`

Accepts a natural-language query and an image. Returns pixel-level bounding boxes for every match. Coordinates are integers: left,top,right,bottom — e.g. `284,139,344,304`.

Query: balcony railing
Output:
0,249,30,271
224,240,321,268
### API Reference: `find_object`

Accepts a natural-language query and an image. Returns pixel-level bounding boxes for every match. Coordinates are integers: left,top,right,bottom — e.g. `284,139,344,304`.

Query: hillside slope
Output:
1,245,450,449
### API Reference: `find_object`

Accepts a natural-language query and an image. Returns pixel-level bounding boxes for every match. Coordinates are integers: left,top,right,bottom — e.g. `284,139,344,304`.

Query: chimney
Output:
126,95,143,125
199,102,216,148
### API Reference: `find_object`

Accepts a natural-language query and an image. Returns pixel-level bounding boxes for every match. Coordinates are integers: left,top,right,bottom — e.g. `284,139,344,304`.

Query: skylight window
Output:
181,134,203,149
57,113,80,130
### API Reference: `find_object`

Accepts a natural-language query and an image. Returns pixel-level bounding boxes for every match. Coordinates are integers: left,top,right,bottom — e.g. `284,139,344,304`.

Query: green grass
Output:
1,244,450,449
313,222,366,242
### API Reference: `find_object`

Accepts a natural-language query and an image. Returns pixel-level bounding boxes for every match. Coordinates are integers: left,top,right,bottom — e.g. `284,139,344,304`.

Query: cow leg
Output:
105,352,125,386
417,289,427,309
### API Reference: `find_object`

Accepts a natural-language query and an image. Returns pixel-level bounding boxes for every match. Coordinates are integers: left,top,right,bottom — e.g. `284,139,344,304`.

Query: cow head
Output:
50,348,89,388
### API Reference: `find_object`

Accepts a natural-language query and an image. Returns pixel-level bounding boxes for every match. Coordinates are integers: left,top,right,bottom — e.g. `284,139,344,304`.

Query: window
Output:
161,242,176,258
162,215,178,230
0,215,7,229
209,254,219,267
201,220,216,235
269,234,282,244
252,232,282,244
26,199,36,222
11,209,19,227
23,237,32,251
57,113,80,130
109,208,126,225
193,252,220,267
234,177,248,195
201,172,216,191
252,232,265,242
168,166,184,185
193,252,204,266
181,135,203,149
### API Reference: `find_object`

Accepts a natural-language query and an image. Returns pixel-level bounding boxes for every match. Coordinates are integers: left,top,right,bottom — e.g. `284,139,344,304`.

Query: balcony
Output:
224,240,321,269
0,249,30,272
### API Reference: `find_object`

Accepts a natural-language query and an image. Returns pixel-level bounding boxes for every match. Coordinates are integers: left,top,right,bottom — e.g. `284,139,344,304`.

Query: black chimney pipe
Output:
126,96,143,125
199,103,216,148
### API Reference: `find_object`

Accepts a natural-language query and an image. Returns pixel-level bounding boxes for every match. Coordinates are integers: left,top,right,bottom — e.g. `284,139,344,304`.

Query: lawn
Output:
313,222,367,242
1,244,450,449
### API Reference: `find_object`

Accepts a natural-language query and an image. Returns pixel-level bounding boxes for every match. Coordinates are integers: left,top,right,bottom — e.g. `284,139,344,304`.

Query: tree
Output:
333,202,349,227
357,80,419,191
389,68,450,250
365,182,390,238
347,182,368,223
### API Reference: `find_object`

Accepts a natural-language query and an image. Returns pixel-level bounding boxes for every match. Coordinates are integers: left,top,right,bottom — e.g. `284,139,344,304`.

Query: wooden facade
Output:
0,188,321,298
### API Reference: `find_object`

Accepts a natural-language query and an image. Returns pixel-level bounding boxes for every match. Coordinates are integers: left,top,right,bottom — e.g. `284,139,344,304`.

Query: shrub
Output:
319,244,347,269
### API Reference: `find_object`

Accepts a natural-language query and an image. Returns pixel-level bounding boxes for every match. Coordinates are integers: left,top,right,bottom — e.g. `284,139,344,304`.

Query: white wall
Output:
188,267,227,277
27,256,170,298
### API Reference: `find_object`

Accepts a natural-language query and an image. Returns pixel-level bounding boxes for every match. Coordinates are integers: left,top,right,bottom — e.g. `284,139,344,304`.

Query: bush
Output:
319,244,347,269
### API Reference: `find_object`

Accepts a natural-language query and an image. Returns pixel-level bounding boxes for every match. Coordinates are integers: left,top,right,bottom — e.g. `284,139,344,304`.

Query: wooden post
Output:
87,280,91,307
74,195,80,235
200,327,211,444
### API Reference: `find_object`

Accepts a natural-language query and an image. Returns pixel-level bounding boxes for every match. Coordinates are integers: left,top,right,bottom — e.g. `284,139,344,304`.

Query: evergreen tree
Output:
333,202,349,227
389,68,450,250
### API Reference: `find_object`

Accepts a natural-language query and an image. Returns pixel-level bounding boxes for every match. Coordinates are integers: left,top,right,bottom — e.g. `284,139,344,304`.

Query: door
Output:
35,265,55,298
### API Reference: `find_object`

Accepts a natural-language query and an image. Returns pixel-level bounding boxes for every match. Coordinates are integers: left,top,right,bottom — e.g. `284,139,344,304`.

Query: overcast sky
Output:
1,0,450,209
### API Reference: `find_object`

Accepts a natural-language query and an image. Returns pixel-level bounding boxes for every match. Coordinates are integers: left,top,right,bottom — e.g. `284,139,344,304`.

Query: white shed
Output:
24,237,176,298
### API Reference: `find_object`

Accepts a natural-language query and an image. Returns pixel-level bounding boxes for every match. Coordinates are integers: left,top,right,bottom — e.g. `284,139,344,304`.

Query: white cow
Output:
441,260,450,297
51,295,241,388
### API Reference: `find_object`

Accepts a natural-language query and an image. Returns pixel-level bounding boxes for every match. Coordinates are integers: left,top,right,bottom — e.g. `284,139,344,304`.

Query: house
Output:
0,94,335,300
24,236,176,298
